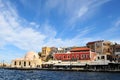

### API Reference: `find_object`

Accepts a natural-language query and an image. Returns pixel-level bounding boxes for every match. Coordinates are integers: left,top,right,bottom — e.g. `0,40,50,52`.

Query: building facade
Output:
50,47,58,54
11,51,42,68
112,43,120,56
41,47,51,61
54,47,96,61
57,47,72,53
87,40,112,55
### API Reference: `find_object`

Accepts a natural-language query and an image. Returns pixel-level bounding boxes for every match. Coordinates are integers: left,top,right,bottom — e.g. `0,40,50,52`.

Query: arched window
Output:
14,61,16,65
19,62,21,65
98,56,100,60
24,61,26,66
29,62,31,66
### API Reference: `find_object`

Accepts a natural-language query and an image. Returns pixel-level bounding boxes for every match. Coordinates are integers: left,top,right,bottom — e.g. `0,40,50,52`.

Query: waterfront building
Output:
45,47,58,61
57,47,65,53
57,47,72,53
53,47,96,62
111,43,120,56
110,43,120,62
50,47,58,54
86,40,113,55
11,51,42,68
41,47,51,61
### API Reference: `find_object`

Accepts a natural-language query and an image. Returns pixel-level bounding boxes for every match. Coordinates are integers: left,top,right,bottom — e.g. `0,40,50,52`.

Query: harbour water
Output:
0,69,120,80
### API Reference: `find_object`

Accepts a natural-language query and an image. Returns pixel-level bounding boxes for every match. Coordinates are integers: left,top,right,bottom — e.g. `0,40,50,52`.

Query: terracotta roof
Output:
70,47,90,51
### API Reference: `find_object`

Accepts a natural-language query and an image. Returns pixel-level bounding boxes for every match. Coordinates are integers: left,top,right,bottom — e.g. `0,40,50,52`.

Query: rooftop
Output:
87,40,104,44
70,47,90,52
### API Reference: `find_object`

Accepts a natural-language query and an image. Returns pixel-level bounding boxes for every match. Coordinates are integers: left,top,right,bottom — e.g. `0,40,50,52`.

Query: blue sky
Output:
0,0,120,63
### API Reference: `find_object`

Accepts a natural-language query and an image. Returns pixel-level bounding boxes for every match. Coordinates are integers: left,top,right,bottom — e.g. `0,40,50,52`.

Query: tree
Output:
38,52,42,57
45,53,53,62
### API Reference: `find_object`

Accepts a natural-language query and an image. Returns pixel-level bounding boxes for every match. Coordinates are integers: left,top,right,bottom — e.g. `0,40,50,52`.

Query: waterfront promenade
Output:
2,62,120,72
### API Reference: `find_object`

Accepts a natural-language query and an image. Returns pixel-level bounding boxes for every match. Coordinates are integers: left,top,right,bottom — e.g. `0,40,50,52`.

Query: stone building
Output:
11,51,42,68
86,40,112,55
111,43,120,56
110,43,120,62
50,47,58,54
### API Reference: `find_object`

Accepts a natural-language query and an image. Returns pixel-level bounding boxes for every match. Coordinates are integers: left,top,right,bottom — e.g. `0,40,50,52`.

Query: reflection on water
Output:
0,69,120,80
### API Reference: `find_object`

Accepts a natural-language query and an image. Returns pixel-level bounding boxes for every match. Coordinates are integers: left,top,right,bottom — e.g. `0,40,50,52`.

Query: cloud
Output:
115,20,120,27
76,26,95,38
0,0,46,51
44,0,110,22
1,0,119,63
91,18,120,40
78,6,88,18
39,23,57,39
0,0,114,53
15,0,111,38
0,0,94,52
105,19,120,33
69,0,111,26
17,0,111,30
43,0,110,37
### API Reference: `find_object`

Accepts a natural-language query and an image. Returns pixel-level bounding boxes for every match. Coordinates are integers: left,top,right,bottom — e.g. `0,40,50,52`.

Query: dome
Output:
24,51,39,60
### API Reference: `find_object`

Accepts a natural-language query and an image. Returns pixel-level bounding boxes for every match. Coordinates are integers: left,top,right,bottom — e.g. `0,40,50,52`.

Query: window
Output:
87,55,90,58
101,56,105,59
77,56,79,59
14,61,16,65
72,55,74,58
24,61,26,66
19,62,21,65
37,65,40,67
98,56,100,60
29,62,31,66
84,55,86,59
68,55,69,58
107,55,112,60
79,56,81,59
116,48,120,52
59,56,61,60
81,54,83,59
82,54,85,59
103,43,106,46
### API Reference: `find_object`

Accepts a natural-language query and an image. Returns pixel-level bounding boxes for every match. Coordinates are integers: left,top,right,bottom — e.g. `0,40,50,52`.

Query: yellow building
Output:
11,51,42,68
41,47,51,61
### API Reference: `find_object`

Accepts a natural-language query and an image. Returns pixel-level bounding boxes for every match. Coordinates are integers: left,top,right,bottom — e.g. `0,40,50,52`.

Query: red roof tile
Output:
70,47,90,51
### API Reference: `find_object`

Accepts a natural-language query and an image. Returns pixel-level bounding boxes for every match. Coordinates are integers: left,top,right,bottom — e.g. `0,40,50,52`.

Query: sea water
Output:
0,69,120,80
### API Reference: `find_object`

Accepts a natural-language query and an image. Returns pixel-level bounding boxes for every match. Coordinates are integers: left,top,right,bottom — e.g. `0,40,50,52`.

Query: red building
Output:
54,47,92,61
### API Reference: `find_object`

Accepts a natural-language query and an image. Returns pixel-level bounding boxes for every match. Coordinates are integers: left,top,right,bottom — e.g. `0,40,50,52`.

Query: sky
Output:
0,0,120,63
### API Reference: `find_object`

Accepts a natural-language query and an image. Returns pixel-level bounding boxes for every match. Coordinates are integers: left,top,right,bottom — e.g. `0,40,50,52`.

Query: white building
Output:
11,51,42,68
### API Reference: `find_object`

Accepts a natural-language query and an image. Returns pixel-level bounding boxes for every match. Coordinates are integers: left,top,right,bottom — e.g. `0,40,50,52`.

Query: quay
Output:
2,62,120,72
41,62,120,72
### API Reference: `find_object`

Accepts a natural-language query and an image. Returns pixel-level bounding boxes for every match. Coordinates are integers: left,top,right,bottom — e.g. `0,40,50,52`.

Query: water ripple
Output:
0,69,120,80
